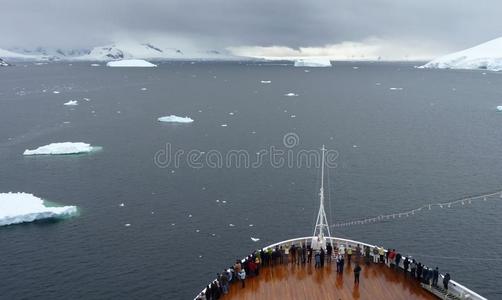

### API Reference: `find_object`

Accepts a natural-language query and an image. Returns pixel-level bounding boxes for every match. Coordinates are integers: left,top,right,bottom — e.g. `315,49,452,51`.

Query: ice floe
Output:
294,58,332,67
23,142,97,156
496,106,502,112
260,80,271,84
106,59,157,68
157,115,194,123
284,92,299,97
250,237,260,242
0,192,77,226
389,87,403,91
63,100,78,106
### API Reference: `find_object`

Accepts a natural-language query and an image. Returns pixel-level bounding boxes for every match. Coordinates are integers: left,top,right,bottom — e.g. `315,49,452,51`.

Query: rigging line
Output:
405,253,502,262
327,161,333,228
330,189,502,228
311,162,322,230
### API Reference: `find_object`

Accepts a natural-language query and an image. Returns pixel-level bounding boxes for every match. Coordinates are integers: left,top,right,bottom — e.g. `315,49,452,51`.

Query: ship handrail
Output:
195,236,487,300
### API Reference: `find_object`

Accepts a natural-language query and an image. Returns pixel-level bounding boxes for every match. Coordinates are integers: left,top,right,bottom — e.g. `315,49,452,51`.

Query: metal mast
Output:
312,145,331,249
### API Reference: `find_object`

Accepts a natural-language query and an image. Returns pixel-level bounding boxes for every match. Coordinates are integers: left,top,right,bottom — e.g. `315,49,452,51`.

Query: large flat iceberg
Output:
0,192,77,226
23,142,96,156
294,58,332,67
106,59,157,67
158,115,194,123
420,37,502,72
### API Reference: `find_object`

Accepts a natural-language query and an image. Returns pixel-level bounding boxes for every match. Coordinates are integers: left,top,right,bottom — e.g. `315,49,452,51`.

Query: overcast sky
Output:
2,0,501,58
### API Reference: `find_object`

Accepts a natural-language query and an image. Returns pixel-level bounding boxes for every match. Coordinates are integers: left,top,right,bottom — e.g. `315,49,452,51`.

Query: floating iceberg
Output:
23,142,96,156
496,106,502,112
420,37,502,72
294,58,332,67
106,59,157,68
63,100,78,106
0,192,77,226
157,115,194,123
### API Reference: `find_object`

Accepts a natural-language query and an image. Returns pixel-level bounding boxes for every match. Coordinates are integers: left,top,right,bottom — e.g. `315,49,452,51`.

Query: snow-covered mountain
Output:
0,42,240,61
420,37,502,71
5,47,90,61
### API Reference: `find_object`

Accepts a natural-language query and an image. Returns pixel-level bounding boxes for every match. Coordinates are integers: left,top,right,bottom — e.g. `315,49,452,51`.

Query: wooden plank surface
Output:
222,260,437,300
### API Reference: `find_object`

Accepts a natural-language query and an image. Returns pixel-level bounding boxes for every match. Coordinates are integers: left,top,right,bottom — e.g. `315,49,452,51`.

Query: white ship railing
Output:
195,236,487,300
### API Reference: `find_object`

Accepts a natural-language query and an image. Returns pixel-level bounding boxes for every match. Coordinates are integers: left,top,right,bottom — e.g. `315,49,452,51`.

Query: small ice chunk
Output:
53,91,60,94
23,142,96,156
496,106,502,112
216,199,220,203
229,224,235,227
284,93,299,97
119,203,125,207
188,214,192,218
221,124,228,127
250,237,260,242
83,98,90,101
63,100,78,106
249,224,254,227
261,80,271,84
124,223,131,227
229,112,234,115
290,115,296,118
389,87,403,91
90,63,100,67
158,115,194,123
140,87,147,91
221,200,227,204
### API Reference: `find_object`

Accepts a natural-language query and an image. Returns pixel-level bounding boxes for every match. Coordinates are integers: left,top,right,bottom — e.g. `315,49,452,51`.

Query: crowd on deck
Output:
196,240,451,300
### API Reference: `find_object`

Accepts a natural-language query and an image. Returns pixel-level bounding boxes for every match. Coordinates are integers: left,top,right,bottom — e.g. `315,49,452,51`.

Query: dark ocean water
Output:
0,61,501,299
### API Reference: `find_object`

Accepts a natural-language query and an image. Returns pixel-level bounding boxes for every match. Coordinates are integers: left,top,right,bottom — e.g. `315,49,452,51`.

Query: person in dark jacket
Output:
320,248,325,267
432,267,439,287
416,263,423,281
354,264,362,284
395,253,402,269
403,257,410,276
443,273,451,290
326,243,333,263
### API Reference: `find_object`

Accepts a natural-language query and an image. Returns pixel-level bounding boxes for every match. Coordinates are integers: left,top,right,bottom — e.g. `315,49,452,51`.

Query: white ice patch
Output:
251,237,260,242
284,93,299,97
106,59,157,67
53,91,60,94
23,142,96,156
496,106,502,112
294,58,332,67
63,100,78,106
0,192,77,226
389,87,403,91
90,63,100,67
157,115,194,123
261,80,271,84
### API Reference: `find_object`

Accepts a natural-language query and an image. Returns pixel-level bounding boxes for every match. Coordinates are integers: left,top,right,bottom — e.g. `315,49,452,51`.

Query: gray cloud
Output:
1,0,501,55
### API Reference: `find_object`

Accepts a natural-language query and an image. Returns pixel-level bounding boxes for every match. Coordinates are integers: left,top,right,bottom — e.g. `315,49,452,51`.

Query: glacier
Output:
294,58,332,67
158,115,194,123
0,192,77,226
23,142,96,155
420,37,502,72
106,59,157,67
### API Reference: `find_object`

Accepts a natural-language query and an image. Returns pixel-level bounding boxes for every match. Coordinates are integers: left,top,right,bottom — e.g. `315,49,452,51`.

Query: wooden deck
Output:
223,260,437,300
